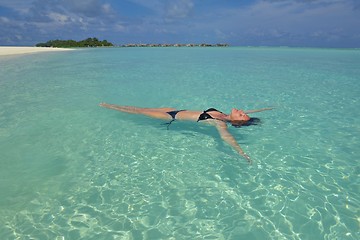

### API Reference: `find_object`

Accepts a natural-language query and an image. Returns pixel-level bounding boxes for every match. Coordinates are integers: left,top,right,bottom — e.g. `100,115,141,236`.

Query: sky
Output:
0,0,359,47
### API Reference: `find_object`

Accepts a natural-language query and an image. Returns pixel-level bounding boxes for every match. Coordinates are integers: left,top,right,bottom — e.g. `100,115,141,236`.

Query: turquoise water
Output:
0,47,359,239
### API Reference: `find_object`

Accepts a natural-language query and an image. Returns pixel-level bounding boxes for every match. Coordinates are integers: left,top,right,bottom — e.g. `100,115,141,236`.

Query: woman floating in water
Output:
99,103,273,163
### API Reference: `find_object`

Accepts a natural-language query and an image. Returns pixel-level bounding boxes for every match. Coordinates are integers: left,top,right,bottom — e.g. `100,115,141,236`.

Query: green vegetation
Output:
36,38,113,48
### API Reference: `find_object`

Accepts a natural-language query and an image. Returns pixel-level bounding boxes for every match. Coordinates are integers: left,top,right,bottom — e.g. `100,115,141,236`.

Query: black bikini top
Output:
197,108,223,122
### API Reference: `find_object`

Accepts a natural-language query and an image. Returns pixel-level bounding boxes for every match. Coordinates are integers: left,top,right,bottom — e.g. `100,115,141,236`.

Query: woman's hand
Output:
238,150,252,164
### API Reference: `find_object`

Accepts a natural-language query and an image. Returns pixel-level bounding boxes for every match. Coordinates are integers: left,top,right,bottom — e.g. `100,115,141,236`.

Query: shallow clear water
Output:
0,47,359,239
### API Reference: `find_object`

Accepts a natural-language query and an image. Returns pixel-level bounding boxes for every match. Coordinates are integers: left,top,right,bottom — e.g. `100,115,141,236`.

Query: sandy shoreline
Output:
0,46,74,56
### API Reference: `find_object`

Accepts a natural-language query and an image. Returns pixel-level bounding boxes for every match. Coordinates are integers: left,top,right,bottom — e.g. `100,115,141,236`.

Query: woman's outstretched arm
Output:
214,121,251,163
245,107,274,114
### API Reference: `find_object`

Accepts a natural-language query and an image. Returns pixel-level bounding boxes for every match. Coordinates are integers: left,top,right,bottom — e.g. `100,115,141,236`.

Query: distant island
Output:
36,38,114,48
120,43,229,47
36,38,229,48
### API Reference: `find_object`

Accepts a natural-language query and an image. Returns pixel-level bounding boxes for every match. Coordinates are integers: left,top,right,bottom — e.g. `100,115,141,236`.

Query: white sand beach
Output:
0,46,74,56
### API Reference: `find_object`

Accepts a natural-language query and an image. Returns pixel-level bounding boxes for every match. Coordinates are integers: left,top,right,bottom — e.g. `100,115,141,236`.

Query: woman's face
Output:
230,108,250,121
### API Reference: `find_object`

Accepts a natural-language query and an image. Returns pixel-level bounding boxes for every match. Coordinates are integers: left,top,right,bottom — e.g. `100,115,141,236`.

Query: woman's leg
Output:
99,103,175,120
